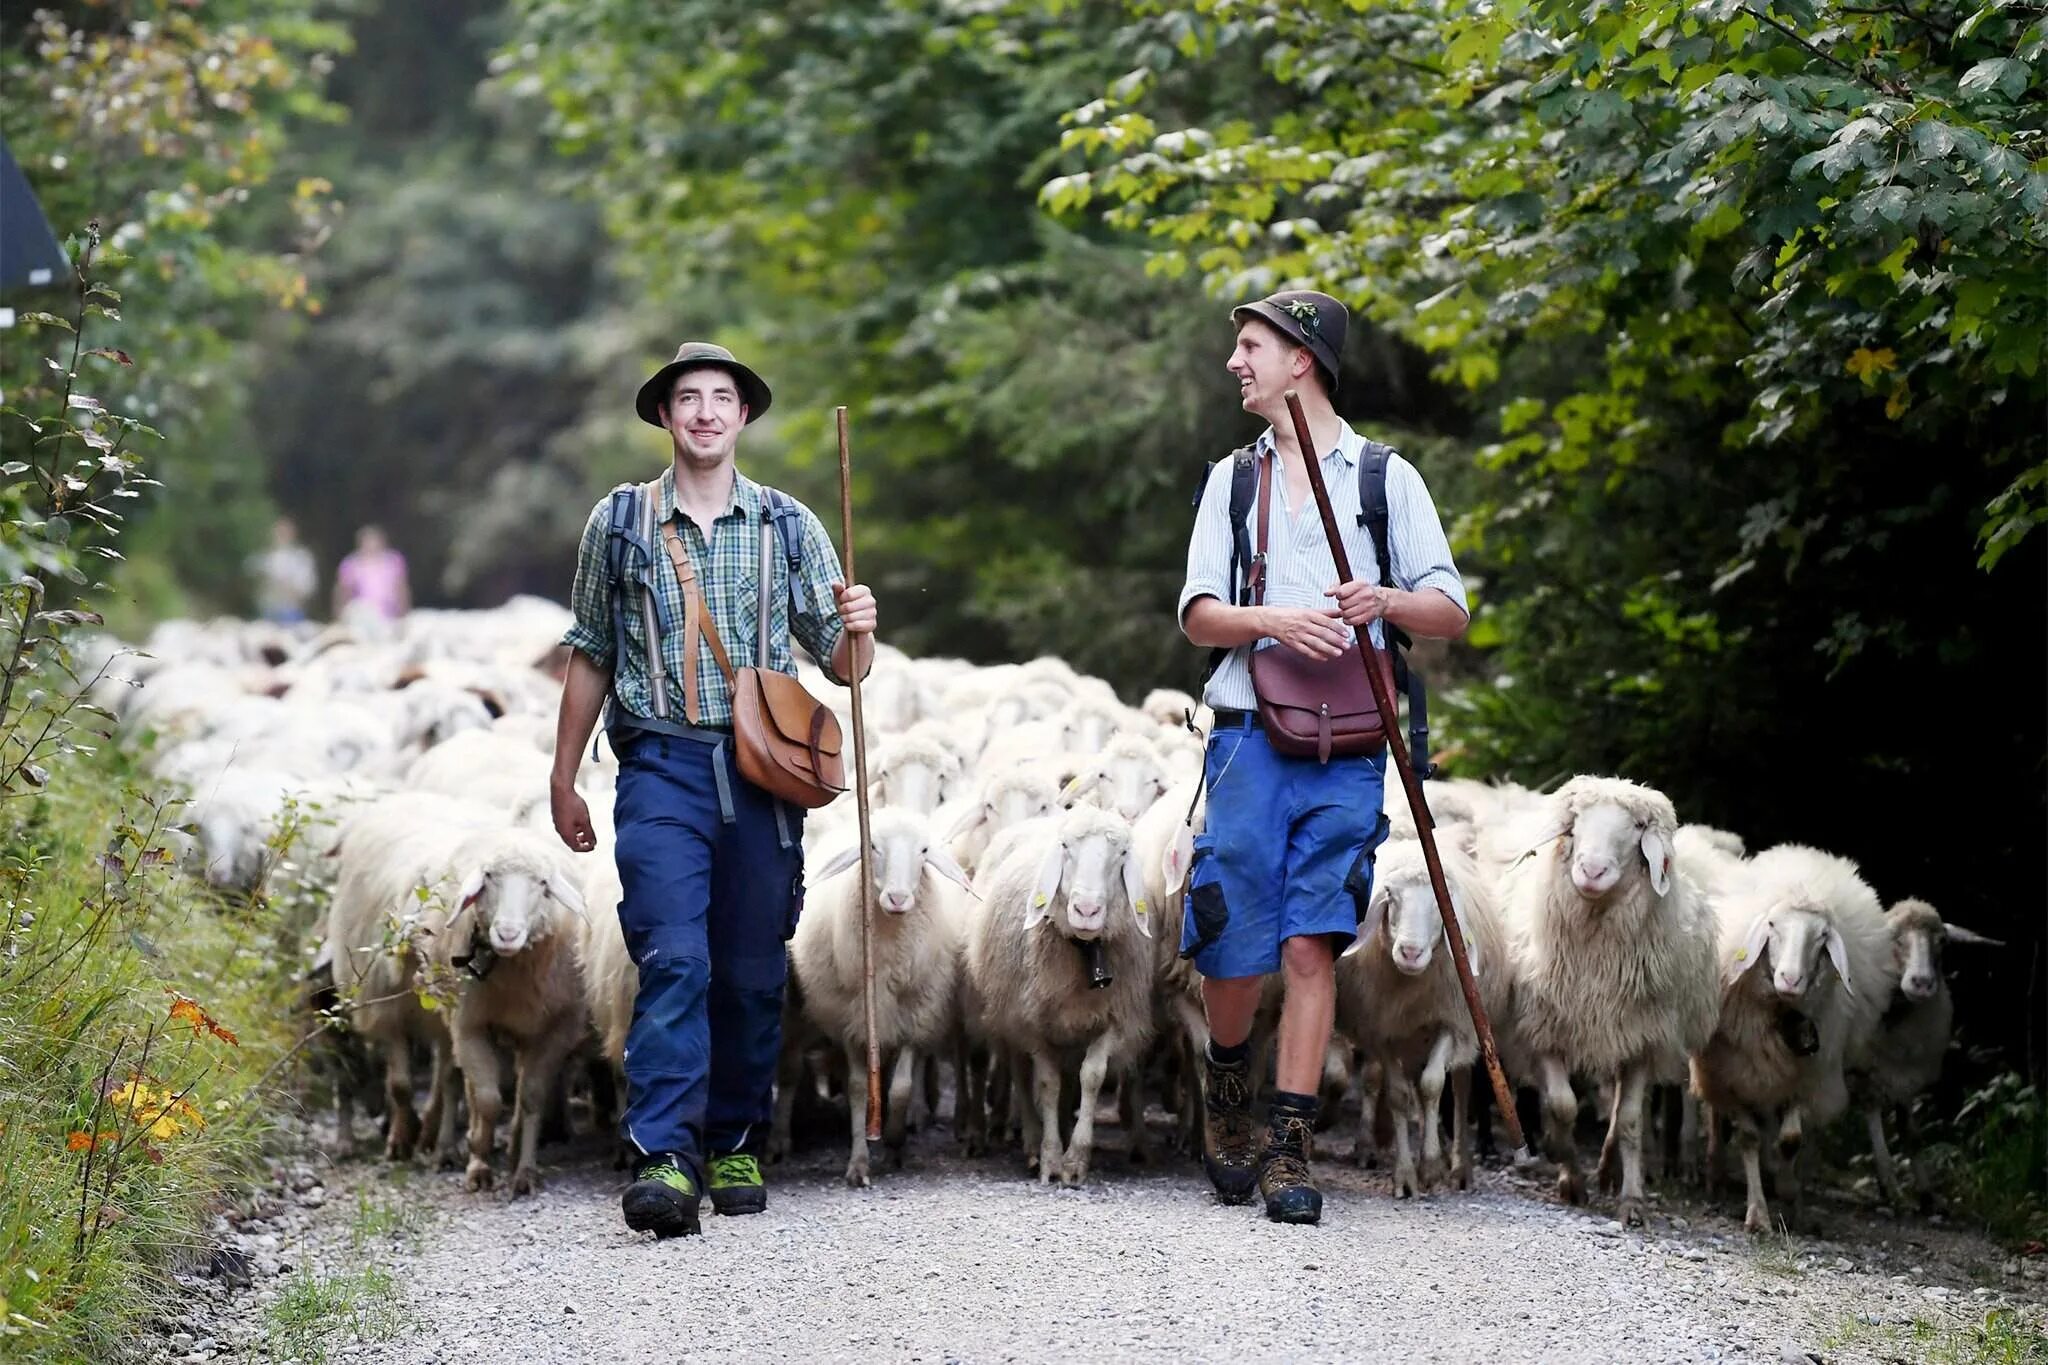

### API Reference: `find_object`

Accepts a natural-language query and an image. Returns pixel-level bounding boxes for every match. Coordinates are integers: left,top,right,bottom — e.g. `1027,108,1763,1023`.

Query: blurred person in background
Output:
250,516,318,625
333,523,412,625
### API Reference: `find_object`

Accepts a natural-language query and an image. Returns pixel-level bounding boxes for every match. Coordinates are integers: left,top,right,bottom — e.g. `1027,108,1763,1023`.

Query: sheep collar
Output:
452,929,499,981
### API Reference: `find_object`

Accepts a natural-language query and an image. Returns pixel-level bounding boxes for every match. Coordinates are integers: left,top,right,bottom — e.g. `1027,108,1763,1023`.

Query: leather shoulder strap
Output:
660,518,734,725
1250,447,1274,607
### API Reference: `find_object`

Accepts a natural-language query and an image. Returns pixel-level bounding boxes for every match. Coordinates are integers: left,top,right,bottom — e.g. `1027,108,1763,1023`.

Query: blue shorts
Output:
1181,718,1390,980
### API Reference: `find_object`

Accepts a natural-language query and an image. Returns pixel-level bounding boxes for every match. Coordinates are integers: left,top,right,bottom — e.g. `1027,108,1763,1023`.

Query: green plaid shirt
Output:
562,466,848,727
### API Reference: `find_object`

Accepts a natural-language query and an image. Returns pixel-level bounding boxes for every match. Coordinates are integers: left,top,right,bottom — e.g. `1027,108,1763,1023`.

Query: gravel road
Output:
285,1129,2040,1365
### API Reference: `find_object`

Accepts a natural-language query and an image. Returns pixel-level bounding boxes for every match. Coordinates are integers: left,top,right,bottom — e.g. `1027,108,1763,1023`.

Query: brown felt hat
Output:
635,342,773,427
1230,290,1347,393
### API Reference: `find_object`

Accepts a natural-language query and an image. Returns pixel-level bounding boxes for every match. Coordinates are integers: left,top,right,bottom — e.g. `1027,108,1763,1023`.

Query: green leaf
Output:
1959,58,2030,100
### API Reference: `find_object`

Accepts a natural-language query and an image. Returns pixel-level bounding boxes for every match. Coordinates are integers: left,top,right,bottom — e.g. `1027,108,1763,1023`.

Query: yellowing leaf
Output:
1885,382,1912,421
1844,347,1897,383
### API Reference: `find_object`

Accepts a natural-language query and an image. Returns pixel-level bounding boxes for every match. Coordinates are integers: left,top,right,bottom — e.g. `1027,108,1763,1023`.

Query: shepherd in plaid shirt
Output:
550,342,877,1239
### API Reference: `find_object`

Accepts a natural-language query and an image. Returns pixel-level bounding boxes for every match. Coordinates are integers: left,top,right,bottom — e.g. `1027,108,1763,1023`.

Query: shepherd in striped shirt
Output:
1177,290,1469,1226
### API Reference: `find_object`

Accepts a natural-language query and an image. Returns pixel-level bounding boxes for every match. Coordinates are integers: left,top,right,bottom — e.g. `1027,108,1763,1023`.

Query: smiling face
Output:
1227,318,1320,421
661,365,748,469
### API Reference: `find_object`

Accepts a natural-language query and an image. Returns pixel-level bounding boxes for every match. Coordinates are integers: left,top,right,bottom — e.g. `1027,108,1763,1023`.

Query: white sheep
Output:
869,728,966,816
1501,775,1720,1226
1337,835,1510,1197
792,808,975,1186
1690,843,1892,1232
404,728,556,811
1061,731,1169,824
1848,898,1997,1209
431,825,592,1195
1139,687,1198,729
965,806,1156,1186
939,768,1062,878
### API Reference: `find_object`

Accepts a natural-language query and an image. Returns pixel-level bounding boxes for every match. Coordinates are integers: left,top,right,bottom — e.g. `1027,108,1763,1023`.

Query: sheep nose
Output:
880,891,912,914
1775,972,1805,998
1394,943,1427,971
1905,974,1937,997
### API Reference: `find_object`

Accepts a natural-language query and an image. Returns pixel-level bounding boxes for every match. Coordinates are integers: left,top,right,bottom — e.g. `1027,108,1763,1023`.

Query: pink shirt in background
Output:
337,549,409,619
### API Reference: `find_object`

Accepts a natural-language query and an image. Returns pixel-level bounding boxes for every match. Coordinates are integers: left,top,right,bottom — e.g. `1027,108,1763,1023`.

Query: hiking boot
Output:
622,1153,702,1239
1201,1050,1259,1205
1259,1105,1324,1226
707,1153,768,1216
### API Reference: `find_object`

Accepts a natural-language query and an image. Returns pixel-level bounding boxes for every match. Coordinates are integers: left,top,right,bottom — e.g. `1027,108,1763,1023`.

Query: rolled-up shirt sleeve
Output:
788,506,849,682
562,498,616,668
1178,457,1237,631
1386,455,1468,614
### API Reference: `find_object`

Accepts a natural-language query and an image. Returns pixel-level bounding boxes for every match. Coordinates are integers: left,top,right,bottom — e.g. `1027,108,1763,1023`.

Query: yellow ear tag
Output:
1032,894,1049,908
1734,948,1748,961
1135,899,1148,914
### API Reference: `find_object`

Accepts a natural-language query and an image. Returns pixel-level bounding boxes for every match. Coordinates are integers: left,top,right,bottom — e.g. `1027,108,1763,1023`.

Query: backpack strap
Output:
602,481,676,725
1195,447,1261,683
759,486,811,616
1354,442,1435,780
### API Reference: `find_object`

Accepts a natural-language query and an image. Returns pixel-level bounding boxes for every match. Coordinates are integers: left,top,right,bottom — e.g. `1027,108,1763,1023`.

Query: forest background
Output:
1,0,2042,1082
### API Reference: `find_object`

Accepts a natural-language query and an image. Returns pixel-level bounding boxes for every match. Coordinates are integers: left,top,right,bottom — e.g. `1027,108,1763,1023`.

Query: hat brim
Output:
1230,302,1340,393
635,359,773,428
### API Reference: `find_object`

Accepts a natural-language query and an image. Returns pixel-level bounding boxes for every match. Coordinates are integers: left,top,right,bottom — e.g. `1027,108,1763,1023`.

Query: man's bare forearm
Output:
552,650,611,788
1182,598,1272,649
829,630,873,686
1385,587,1469,641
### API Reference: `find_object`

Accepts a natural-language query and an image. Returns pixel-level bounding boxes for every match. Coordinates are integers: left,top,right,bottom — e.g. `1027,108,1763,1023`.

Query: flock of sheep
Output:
93,598,1993,1233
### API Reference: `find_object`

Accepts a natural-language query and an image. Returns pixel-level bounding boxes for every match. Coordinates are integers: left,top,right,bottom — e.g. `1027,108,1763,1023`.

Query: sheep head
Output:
1349,843,1479,978
1061,736,1168,823
1025,808,1149,942
950,771,1059,844
1886,898,2002,1002
813,809,972,916
1540,777,1677,904
1728,900,1851,1003
453,855,586,956
870,739,962,817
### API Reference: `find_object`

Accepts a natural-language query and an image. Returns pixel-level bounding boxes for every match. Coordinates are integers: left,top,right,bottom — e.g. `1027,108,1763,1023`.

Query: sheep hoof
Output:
1422,1155,1449,1190
1557,1167,1584,1205
464,1159,494,1193
1619,1199,1644,1229
1393,1166,1419,1200
1450,1159,1472,1191
435,1148,464,1174
844,1156,871,1189
1059,1154,1090,1187
511,1166,541,1197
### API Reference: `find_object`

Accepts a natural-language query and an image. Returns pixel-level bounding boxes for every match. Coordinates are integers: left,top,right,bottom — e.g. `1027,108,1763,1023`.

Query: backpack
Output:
602,480,814,722
1193,441,1437,779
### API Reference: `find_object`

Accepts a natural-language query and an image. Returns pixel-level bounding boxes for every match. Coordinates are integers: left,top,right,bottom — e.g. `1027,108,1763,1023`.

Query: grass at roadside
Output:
0,750,308,1364
264,1262,404,1365
1826,1307,2048,1365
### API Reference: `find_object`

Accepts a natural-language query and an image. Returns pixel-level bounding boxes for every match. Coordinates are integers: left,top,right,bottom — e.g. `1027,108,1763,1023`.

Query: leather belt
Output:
1211,708,1262,730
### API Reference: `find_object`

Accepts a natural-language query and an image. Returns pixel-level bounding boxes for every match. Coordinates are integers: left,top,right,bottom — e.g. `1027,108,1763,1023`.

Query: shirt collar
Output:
655,464,765,526
1253,420,1361,468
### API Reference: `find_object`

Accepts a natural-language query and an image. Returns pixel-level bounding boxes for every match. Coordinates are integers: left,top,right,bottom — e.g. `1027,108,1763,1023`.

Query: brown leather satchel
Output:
1243,449,1394,764
660,515,847,808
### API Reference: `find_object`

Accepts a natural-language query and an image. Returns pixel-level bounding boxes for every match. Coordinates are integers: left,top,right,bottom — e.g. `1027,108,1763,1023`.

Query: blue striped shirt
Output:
1178,424,1467,711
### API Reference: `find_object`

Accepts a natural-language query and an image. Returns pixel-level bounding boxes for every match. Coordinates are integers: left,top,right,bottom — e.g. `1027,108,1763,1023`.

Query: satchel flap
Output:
1250,643,1388,723
751,669,844,757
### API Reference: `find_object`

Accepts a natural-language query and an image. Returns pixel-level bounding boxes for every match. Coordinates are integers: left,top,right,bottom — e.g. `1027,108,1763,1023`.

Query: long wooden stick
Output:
1284,390,1529,1160
836,406,883,1143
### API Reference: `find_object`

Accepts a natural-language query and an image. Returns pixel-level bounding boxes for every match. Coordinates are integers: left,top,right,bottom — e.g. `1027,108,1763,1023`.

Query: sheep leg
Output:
1775,1106,1806,1232
1418,1031,1454,1189
768,1042,803,1164
1865,1107,1903,1208
1678,1091,1702,1187
1173,995,1209,1156
1061,1034,1116,1187
1013,1050,1041,1170
1538,1055,1582,1204
843,1040,872,1188
955,1034,987,1157
1354,1054,1385,1169
1899,1104,1936,1213
884,1047,916,1168
1595,1081,1622,1195
455,1026,503,1193
1387,1062,1422,1199
509,1026,578,1196
1732,1110,1771,1234
426,1039,462,1170
1614,1063,1649,1228
381,1039,419,1162
1031,1049,1063,1184
1702,1101,1722,1199
1119,1066,1152,1167
1450,1065,1473,1191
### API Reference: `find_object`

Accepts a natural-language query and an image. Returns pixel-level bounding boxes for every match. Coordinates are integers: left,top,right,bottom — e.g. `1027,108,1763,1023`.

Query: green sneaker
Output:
707,1153,768,1216
622,1154,702,1239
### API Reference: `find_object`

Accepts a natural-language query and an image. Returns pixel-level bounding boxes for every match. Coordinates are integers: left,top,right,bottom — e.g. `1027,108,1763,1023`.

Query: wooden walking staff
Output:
1283,389,1530,1162
836,406,884,1143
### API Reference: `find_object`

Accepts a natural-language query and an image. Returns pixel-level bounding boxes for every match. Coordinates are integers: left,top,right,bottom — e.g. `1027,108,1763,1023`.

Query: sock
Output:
1268,1089,1319,1127
1207,1038,1249,1068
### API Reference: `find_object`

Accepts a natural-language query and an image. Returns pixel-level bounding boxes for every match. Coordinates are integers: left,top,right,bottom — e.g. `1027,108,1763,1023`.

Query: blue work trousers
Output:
612,730,803,1170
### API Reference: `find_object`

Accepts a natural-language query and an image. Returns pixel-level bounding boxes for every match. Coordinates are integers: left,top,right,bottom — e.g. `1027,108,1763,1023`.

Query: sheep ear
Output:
456,866,488,909
1347,887,1392,959
946,802,989,841
1943,923,2005,947
1641,827,1672,897
1725,912,1773,986
814,842,865,884
1824,925,1854,997
1161,825,1194,893
1059,769,1101,807
1026,843,1065,929
546,870,587,921
1121,844,1151,939
924,845,974,896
